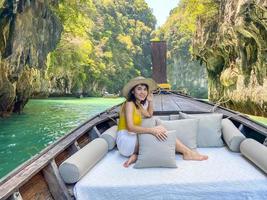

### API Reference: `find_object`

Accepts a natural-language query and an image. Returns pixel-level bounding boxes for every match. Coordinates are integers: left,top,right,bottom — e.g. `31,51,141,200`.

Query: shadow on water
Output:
0,97,124,178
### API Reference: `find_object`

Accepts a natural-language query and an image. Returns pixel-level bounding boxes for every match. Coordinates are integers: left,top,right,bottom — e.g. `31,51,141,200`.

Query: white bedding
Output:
74,147,267,200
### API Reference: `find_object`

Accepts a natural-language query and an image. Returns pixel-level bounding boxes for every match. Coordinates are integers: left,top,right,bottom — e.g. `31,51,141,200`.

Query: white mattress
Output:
74,147,267,200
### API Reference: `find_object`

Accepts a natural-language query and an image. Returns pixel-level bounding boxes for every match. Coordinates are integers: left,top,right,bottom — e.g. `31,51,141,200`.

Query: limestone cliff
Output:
193,0,267,117
0,0,62,116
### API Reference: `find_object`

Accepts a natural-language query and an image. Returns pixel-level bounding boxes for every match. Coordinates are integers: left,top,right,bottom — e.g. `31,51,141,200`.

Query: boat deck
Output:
0,92,266,200
153,92,209,113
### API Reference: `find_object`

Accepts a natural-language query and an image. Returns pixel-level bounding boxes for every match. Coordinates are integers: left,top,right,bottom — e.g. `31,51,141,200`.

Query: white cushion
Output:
134,130,177,168
100,125,118,150
156,118,198,149
141,117,157,128
157,115,170,120
222,119,246,152
170,114,180,120
179,112,224,147
59,138,108,183
240,138,267,174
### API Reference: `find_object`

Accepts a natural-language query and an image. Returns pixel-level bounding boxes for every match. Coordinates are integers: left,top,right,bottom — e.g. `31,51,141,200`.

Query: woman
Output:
116,76,208,167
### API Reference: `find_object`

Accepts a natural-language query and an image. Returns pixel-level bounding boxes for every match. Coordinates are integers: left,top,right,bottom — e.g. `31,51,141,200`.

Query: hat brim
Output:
122,78,158,98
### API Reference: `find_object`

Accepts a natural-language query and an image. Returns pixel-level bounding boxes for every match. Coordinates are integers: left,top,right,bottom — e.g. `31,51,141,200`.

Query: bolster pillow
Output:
100,125,118,150
141,117,157,128
59,138,108,183
169,114,180,120
240,138,267,174
222,118,246,152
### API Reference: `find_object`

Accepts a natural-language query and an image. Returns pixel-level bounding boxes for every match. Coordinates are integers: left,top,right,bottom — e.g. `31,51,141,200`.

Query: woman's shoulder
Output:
125,101,135,106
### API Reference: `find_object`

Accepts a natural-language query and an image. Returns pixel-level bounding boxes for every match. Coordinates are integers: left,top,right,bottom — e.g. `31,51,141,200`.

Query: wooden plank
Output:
153,93,163,112
151,41,167,84
19,173,53,200
174,101,208,112
77,134,90,148
55,150,70,166
7,192,23,200
168,93,209,112
0,113,117,200
161,94,179,111
42,160,72,200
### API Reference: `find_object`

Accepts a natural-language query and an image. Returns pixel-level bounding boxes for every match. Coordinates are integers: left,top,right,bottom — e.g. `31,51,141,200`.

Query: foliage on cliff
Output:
0,0,155,115
152,0,218,98
193,0,267,116
0,0,62,116
49,0,156,96
158,0,267,116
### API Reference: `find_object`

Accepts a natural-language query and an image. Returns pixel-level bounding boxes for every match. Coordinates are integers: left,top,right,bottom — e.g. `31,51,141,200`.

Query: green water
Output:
249,115,267,126
0,97,124,179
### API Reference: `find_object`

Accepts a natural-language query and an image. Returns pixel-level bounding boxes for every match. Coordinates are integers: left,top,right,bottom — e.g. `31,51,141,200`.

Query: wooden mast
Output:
151,41,167,84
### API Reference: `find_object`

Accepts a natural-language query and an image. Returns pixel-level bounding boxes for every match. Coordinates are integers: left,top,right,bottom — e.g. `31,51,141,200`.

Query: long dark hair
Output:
127,83,148,109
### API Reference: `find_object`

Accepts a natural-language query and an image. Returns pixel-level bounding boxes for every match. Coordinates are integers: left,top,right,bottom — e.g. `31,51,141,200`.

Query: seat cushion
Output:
134,130,177,168
74,147,267,200
100,125,118,150
156,118,198,149
221,118,246,152
240,138,267,174
59,138,108,183
179,112,224,147
141,116,157,128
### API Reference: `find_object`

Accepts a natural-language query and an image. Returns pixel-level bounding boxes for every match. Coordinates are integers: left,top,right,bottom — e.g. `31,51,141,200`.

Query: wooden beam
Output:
42,160,72,200
151,41,167,84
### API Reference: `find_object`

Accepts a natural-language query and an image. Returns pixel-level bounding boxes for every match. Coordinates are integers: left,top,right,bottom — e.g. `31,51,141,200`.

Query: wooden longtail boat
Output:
0,91,267,200
1,42,267,199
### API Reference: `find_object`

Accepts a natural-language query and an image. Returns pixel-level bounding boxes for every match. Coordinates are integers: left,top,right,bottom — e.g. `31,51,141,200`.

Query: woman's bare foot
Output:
123,154,138,167
183,151,208,161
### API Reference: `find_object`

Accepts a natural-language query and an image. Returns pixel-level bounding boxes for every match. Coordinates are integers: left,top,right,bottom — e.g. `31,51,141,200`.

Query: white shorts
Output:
116,130,137,157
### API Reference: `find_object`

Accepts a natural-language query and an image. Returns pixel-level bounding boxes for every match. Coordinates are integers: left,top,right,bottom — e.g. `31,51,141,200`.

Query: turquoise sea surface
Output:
0,97,124,179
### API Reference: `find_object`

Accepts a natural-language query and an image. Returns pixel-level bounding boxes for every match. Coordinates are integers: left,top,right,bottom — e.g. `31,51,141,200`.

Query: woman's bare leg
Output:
123,140,139,167
123,154,138,167
175,139,208,161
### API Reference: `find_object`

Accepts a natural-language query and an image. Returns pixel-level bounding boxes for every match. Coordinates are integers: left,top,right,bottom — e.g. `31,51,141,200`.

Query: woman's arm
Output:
146,93,153,116
125,101,152,133
139,94,153,118
125,101,167,141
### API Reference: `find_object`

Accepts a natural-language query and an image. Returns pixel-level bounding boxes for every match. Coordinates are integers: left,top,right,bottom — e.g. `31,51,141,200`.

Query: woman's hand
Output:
147,93,153,102
151,125,168,141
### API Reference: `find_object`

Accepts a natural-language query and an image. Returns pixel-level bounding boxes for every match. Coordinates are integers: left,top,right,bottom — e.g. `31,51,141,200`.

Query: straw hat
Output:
122,76,158,98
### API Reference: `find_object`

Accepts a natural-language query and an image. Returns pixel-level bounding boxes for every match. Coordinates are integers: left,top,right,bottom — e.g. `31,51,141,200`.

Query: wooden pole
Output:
151,41,167,84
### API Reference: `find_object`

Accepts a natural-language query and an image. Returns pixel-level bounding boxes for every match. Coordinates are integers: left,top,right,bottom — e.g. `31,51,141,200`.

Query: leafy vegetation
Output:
48,0,156,96
152,0,218,98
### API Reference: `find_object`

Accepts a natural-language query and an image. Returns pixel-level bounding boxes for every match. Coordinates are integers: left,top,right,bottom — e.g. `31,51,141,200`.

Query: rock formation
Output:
193,0,267,117
0,0,62,116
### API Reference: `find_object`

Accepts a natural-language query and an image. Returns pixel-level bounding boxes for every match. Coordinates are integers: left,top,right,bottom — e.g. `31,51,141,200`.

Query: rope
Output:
209,97,231,112
107,115,118,125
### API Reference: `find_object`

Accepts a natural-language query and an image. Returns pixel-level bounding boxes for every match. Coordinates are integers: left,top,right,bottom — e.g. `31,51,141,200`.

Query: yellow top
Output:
117,102,142,131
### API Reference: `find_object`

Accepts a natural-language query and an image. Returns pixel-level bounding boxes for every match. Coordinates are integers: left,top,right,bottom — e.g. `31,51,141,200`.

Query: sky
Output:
145,0,180,27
